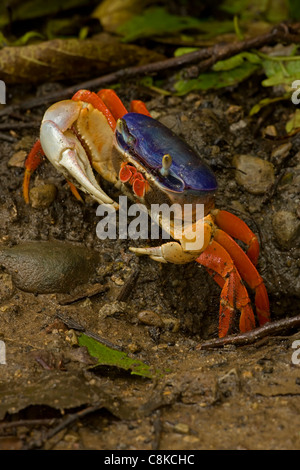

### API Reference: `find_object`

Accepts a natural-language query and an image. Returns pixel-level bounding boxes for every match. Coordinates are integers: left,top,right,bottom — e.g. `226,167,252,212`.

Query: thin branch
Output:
0,23,299,118
24,403,103,449
55,312,124,351
197,314,300,349
0,418,57,430
0,121,40,130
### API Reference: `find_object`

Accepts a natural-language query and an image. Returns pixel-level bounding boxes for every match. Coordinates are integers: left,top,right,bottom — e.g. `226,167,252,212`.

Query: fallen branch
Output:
197,314,300,349
0,22,299,118
24,403,103,450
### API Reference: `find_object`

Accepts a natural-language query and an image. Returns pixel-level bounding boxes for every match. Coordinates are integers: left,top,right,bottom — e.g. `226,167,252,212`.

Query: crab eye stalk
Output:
159,154,172,177
116,118,136,147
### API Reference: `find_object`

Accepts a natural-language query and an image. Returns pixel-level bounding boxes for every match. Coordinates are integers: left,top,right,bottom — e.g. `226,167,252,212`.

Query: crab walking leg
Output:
212,209,260,266
197,241,256,337
97,89,128,120
66,180,84,202
205,268,225,288
129,241,201,264
97,88,152,118
130,100,152,117
213,229,270,327
130,216,214,263
23,140,44,203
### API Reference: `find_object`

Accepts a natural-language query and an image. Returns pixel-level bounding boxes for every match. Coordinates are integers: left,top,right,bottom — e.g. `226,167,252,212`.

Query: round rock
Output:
0,241,101,294
272,211,300,249
137,310,164,328
233,154,275,194
29,184,57,208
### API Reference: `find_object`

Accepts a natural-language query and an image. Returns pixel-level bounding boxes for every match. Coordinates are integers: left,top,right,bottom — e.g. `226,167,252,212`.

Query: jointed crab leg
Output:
23,140,44,203
213,228,270,327
130,100,152,116
97,89,128,120
97,88,152,118
212,209,260,266
197,240,256,337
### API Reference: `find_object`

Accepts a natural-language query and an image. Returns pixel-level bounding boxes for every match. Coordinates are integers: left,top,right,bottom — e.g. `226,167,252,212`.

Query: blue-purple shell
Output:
115,113,217,195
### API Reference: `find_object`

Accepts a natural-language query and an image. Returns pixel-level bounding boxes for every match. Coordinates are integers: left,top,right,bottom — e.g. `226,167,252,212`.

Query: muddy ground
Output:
0,81,299,450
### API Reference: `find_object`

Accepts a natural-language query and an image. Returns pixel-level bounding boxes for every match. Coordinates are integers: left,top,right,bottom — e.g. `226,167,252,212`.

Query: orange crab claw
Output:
197,241,256,337
213,209,260,266
23,140,44,204
213,228,270,327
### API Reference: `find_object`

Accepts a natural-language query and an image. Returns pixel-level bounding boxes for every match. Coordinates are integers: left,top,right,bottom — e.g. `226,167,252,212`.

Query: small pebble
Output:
8,150,27,168
98,301,127,319
229,119,247,132
270,142,292,166
137,310,164,328
272,210,300,249
233,154,275,194
263,125,277,137
29,184,57,208
65,329,78,346
225,105,243,124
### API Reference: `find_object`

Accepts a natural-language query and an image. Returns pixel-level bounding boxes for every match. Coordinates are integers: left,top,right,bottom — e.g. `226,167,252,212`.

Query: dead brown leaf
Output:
0,33,164,84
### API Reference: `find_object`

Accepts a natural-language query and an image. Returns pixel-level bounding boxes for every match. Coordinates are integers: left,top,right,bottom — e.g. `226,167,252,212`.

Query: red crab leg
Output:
213,209,260,266
23,139,84,204
97,88,151,118
97,89,128,120
66,180,83,202
213,228,270,327
130,100,152,116
72,89,116,130
23,140,44,203
197,241,256,337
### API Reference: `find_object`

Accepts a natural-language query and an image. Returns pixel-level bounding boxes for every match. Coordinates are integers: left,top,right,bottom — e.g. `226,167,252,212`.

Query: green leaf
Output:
212,51,261,71
174,47,199,57
285,109,300,132
175,61,259,95
289,0,300,19
0,0,94,29
78,333,154,378
261,56,300,87
220,0,289,22
249,94,290,116
0,30,44,48
117,7,222,42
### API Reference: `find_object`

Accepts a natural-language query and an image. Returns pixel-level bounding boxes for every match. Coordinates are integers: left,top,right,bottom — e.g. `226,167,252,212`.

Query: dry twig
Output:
197,314,300,349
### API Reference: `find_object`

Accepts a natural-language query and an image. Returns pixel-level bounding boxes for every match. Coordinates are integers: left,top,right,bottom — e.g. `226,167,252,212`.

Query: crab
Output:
23,88,270,338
